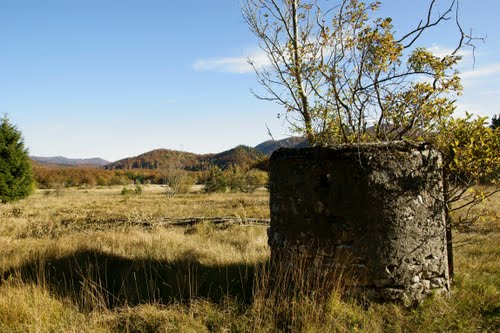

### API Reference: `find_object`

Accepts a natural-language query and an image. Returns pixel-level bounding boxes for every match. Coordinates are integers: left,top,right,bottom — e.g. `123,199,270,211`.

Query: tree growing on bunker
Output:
0,115,34,203
243,0,475,144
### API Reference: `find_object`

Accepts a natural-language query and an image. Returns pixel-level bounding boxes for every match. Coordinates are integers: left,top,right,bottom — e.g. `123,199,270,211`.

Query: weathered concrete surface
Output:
268,141,449,304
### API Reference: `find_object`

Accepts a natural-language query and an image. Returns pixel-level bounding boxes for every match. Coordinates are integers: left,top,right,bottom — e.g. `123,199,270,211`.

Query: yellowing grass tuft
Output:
105,304,208,333
0,281,106,333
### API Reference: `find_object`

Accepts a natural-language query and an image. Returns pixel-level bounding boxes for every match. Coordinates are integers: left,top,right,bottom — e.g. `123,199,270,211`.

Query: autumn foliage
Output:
32,164,157,189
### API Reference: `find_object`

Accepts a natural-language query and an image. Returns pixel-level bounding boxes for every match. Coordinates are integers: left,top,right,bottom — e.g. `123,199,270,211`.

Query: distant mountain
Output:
254,137,308,155
31,156,110,166
104,145,266,171
32,138,306,171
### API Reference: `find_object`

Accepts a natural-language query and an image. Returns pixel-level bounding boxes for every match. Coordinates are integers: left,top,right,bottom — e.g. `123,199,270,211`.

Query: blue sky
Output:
1,0,499,161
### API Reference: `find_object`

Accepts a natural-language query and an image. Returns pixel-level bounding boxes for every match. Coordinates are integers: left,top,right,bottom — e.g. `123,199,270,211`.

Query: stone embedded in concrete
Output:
268,141,450,304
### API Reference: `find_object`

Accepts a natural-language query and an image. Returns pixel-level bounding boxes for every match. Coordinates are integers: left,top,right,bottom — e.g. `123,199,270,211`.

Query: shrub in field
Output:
120,187,132,196
244,169,269,191
204,165,227,193
120,186,139,196
0,115,34,203
227,165,269,193
51,182,66,197
134,184,143,195
120,184,144,196
158,159,195,196
226,165,246,192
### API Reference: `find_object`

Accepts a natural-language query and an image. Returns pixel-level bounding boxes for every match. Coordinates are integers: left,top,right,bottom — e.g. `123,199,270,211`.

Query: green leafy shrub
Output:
227,165,268,193
120,185,144,196
204,166,227,193
134,184,143,195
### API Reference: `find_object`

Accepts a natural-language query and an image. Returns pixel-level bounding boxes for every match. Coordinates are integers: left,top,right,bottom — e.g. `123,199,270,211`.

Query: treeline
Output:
32,162,268,193
33,164,163,188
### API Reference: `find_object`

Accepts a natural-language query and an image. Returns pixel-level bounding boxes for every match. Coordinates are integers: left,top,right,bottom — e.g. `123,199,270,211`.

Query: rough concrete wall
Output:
269,141,449,304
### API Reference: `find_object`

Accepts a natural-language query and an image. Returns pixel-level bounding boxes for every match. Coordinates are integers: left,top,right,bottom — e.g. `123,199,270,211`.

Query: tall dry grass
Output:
0,187,498,332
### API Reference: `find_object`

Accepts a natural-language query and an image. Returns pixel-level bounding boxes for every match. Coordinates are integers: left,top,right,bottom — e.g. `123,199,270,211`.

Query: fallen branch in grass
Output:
58,216,270,233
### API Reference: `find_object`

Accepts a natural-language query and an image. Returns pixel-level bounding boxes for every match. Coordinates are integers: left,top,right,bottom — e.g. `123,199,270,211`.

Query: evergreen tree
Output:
0,116,34,203
491,114,500,130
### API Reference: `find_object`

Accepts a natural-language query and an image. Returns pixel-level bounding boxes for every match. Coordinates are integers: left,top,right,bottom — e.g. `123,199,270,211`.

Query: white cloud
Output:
460,63,500,80
195,43,475,75
193,57,252,74
427,44,473,59
192,50,270,74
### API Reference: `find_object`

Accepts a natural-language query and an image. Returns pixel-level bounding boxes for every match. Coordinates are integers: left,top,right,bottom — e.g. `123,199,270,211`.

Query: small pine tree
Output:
0,116,34,203
491,114,500,130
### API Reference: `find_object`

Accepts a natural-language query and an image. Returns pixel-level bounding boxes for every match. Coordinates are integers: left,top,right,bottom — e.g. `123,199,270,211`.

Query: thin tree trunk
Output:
291,0,313,142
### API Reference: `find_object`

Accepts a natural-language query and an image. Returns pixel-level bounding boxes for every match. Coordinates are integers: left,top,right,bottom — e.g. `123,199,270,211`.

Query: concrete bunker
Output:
268,141,450,304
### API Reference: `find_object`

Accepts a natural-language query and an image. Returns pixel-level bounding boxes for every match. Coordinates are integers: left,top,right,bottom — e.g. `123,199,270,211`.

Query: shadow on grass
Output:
2,250,262,310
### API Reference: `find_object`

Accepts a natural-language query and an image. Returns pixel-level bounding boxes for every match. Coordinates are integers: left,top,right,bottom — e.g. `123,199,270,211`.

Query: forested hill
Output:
103,149,200,170
104,145,266,171
208,145,266,168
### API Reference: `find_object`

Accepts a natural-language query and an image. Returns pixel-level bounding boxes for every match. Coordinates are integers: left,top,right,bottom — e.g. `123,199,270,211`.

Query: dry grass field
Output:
0,186,498,332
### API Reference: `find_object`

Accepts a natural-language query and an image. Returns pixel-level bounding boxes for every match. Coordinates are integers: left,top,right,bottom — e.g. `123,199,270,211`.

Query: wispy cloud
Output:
195,43,477,75
427,44,500,85
461,63,500,80
193,50,270,74
427,44,473,59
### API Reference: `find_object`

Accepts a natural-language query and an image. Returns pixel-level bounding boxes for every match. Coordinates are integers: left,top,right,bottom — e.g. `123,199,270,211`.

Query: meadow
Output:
0,186,498,332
